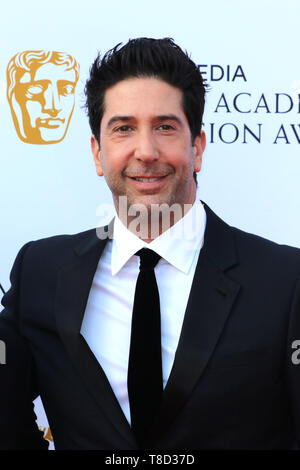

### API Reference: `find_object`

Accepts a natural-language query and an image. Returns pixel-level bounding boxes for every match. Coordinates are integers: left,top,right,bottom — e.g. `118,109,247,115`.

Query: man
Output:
1,38,300,450
7,50,79,144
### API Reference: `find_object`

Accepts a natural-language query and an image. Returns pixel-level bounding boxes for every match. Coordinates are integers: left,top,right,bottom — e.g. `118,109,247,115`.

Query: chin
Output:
131,196,170,210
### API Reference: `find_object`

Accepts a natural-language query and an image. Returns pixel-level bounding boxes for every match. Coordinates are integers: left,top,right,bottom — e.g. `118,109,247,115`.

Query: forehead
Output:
102,77,185,117
20,63,76,83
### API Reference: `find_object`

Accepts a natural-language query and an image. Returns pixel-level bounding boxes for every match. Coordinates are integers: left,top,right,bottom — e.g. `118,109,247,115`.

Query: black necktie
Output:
128,248,163,446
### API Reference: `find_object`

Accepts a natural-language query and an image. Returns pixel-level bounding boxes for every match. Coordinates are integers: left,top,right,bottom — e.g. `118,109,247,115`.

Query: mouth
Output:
130,176,167,182
127,174,169,191
38,118,65,129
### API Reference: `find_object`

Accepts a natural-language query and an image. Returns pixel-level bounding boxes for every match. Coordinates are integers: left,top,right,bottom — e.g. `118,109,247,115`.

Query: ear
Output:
91,134,103,177
193,130,206,173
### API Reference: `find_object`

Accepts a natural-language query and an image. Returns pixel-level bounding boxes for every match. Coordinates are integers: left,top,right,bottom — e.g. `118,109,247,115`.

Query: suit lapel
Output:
146,204,241,446
54,205,241,448
54,221,136,447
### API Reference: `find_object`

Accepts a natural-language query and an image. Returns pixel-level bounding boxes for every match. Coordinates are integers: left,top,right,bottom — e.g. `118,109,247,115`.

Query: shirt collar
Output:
111,190,206,276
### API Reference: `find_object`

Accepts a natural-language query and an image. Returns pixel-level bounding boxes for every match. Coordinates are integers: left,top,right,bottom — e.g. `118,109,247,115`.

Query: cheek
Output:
100,140,129,172
101,152,126,176
24,101,42,126
164,143,193,169
26,100,42,115
61,95,75,115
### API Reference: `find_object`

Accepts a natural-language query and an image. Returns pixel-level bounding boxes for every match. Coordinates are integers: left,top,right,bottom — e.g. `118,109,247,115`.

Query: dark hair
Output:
85,38,205,141
84,38,207,183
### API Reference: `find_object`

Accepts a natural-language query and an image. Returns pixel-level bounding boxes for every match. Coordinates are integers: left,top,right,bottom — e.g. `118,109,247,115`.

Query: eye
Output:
157,124,174,131
59,84,75,97
25,84,44,99
116,125,133,132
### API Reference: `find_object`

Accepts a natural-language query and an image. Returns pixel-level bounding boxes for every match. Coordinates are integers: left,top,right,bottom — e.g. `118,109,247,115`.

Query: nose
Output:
43,84,62,116
134,129,159,162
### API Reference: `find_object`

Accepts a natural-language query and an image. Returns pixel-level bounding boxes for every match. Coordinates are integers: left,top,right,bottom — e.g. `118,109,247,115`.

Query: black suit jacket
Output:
1,203,300,450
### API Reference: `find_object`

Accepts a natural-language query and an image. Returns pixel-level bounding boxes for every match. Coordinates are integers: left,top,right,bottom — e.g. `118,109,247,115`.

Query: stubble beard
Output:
110,172,196,241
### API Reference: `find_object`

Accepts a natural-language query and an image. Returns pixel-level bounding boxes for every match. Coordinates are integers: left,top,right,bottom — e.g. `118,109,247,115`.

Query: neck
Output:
117,198,196,243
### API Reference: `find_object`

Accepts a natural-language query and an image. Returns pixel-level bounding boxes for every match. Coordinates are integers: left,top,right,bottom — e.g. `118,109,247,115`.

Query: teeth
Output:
133,177,162,182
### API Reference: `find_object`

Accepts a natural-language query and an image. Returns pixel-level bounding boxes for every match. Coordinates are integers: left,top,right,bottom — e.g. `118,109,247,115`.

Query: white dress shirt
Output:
80,193,206,425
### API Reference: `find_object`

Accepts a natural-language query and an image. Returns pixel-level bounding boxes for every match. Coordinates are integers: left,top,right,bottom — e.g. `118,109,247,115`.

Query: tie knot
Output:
136,248,161,271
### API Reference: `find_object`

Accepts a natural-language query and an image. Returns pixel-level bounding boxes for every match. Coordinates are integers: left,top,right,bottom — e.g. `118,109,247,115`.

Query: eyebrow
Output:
155,115,183,126
106,114,184,128
106,116,133,128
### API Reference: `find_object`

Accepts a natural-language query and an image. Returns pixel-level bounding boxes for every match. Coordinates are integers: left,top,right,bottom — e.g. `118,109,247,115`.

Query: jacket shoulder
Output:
231,223,300,275
203,203,300,277
17,227,101,271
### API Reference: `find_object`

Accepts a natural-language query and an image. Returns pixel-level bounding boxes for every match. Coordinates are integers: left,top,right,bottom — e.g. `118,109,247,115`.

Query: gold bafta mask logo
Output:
7,51,80,144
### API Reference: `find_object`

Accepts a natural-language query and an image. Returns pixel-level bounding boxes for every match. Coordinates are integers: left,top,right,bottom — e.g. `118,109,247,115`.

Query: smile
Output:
127,174,169,191
131,176,166,182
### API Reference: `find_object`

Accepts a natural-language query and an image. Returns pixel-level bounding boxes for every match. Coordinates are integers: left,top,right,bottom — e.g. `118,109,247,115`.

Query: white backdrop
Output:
0,0,299,449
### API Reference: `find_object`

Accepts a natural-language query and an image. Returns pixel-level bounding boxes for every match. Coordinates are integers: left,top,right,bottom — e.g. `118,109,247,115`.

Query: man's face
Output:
92,77,206,214
11,62,76,144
